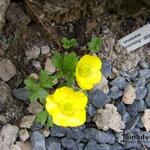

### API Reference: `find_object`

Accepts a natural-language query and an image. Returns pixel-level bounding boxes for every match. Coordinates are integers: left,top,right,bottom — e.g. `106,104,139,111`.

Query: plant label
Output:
118,24,150,52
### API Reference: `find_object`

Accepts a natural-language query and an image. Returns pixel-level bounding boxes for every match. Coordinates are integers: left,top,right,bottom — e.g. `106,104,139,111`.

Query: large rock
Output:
0,59,17,82
0,0,10,30
0,124,19,150
94,104,125,132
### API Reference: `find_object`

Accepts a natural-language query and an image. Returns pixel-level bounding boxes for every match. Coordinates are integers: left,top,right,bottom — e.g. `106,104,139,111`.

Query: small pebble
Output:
102,60,112,77
31,131,46,150
61,138,76,149
139,69,150,79
46,137,61,150
41,46,50,55
12,88,29,102
88,89,111,108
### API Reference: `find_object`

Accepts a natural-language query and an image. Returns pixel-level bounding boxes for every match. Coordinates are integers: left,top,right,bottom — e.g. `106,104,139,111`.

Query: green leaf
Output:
87,37,103,52
46,116,53,128
24,78,39,91
66,71,75,87
39,70,54,88
38,88,49,103
52,52,63,70
63,52,78,72
61,37,78,49
36,111,48,125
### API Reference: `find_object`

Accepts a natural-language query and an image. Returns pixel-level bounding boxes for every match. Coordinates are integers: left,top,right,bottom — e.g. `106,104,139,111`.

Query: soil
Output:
0,0,150,124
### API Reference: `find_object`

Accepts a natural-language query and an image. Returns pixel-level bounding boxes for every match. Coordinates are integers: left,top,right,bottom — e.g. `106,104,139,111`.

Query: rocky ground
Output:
1,0,150,150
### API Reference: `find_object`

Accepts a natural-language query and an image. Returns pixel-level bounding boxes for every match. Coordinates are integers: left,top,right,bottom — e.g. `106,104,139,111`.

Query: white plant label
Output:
118,24,150,52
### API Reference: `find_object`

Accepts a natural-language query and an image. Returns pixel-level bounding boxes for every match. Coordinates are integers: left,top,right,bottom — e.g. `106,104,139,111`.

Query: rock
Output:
136,100,146,112
127,102,138,116
108,86,123,99
84,140,100,150
122,84,136,104
27,102,43,115
128,69,139,80
10,144,22,150
103,37,115,52
139,59,149,69
29,73,39,80
136,118,144,128
116,102,126,117
26,46,40,61
121,52,141,71
94,75,109,94
135,77,146,87
102,60,112,77
12,88,29,102
41,46,50,55
16,141,32,150
31,123,43,131
44,58,56,74
0,59,17,82
125,115,140,134
142,109,150,131
122,112,132,124
83,128,115,144
99,144,112,150
87,103,96,117
139,69,150,79
65,128,85,141
61,138,76,149
46,137,61,150
19,115,36,129
0,81,14,106
145,82,150,106
112,142,124,150
42,128,50,137
110,76,127,90
0,0,10,30
135,86,147,100
50,125,65,137
88,89,111,108
0,124,19,150
31,60,42,70
0,114,7,124
72,143,84,150
19,129,29,142
93,104,125,132
31,131,46,150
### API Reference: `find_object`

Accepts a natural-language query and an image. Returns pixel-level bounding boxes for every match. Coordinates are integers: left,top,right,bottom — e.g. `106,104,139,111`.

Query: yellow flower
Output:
45,86,87,127
75,55,102,90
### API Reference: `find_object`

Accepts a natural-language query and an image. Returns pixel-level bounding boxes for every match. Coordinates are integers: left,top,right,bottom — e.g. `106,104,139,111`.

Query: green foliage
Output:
52,52,78,86
87,37,103,52
24,70,56,103
36,110,53,127
61,37,78,49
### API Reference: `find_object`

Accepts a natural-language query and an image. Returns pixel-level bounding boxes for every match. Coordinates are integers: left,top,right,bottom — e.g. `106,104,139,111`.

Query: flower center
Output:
78,65,92,77
59,103,74,116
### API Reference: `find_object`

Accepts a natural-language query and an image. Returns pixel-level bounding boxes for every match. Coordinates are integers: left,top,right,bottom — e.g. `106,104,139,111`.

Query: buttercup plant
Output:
25,37,103,127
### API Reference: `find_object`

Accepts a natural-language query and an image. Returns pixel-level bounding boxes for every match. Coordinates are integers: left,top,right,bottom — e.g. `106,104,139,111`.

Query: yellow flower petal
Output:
67,110,86,127
73,91,88,109
75,55,102,90
45,95,59,115
45,86,88,127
